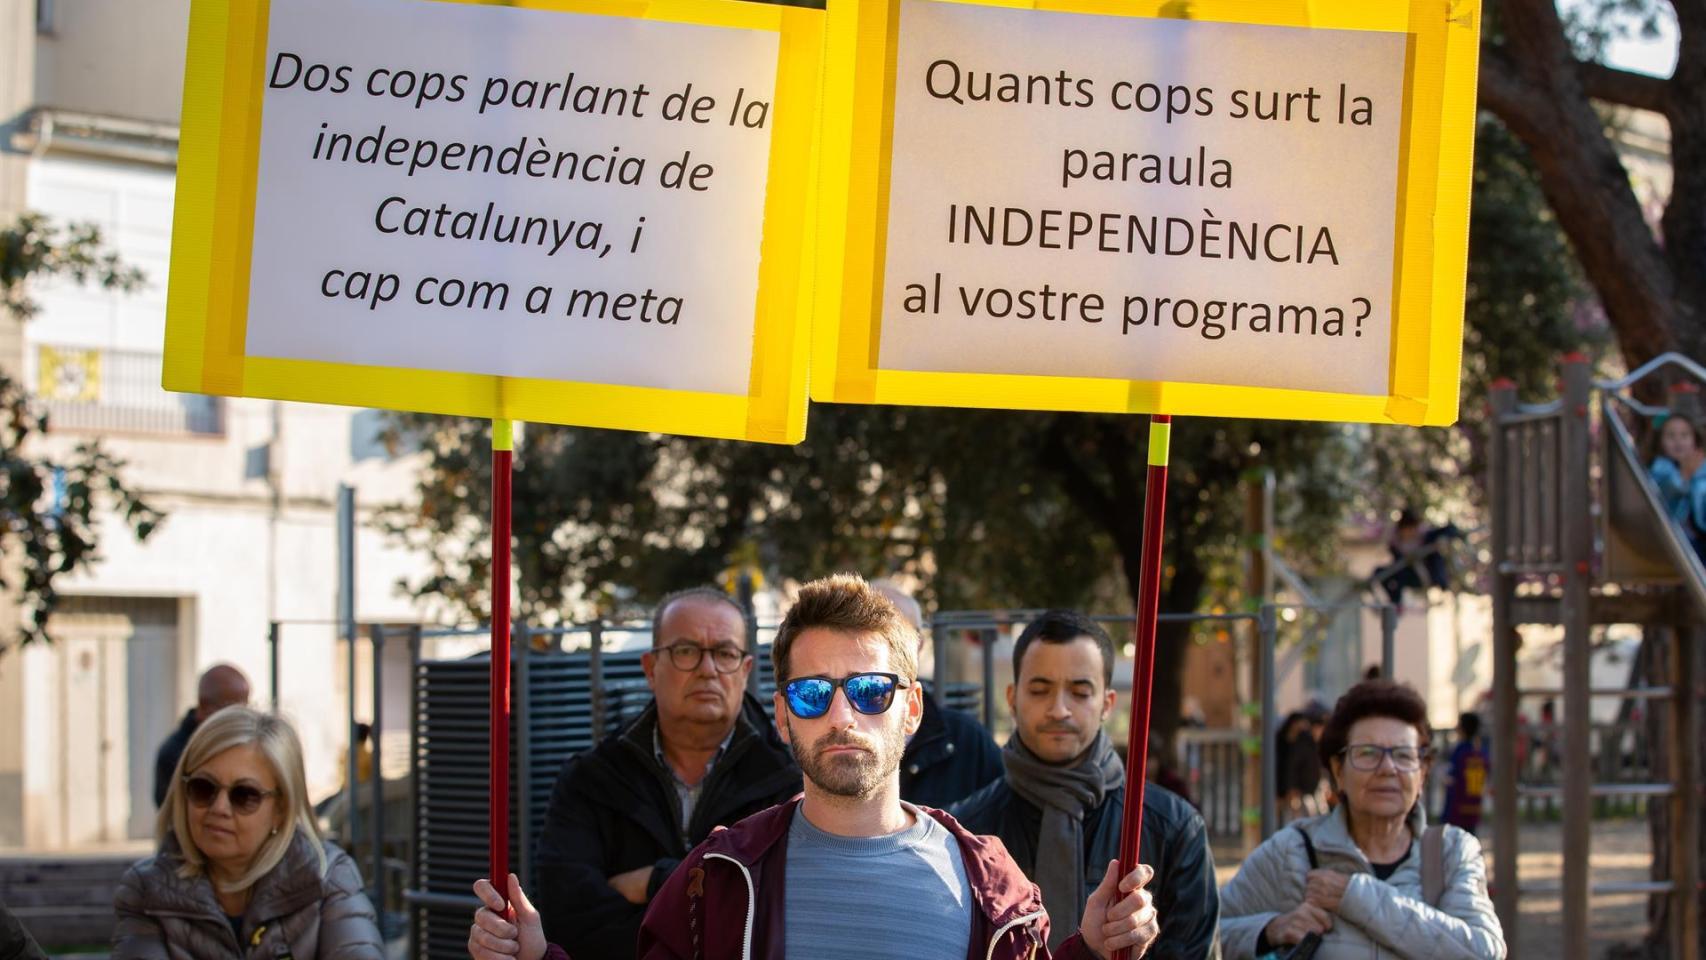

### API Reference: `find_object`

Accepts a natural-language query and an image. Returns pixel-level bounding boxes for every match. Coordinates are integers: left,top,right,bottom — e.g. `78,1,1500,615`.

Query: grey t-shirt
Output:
784,803,974,959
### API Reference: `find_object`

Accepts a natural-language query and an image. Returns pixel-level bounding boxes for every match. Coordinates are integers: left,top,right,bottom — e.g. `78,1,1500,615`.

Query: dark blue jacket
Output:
153,709,199,807
899,686,1003,809
952,776,1221,960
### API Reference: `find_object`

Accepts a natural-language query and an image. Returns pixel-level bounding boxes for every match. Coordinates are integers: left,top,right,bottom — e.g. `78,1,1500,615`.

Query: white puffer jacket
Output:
1218,806,1504,960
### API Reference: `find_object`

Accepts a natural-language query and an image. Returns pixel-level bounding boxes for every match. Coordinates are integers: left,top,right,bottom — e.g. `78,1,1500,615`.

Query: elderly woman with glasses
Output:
114,706,383,960
1218,680,1504,959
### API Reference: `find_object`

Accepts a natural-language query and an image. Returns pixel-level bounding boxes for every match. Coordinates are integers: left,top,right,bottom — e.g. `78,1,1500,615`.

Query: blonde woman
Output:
114,706,382,960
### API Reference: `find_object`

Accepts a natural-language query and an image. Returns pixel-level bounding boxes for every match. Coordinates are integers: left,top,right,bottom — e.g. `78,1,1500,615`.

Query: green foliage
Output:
0,213,145,321
0,213,163,653
383,406,1354,622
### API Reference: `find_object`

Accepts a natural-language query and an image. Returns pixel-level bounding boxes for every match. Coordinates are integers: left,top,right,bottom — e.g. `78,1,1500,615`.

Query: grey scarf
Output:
1002,730,1125,948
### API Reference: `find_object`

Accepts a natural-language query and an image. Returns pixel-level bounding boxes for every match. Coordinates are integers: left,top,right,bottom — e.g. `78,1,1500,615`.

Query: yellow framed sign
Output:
165,0,823,443
812,0,1479,426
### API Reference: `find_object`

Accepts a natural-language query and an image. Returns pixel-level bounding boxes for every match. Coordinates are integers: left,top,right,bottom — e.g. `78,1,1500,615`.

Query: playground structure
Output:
1488,353,1706,960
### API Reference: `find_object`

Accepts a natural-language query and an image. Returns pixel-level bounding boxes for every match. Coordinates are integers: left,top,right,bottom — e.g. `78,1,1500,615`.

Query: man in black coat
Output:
952,609,1221,959
152,664,250,806
872,581,1004,809
533,588,801,959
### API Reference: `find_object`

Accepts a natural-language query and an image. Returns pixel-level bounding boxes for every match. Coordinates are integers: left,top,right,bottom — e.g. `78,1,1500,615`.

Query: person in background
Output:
1648,412,1706,563
115,707,382,960
1378,510,1463,609
155,665,251,807
531,587,800,960
1282,703,1327,822
951,610,1219,959
1218,680,1503,960
870,579,1004,809
348,723,374,784
1145,733,1196,811
1440,713,1488,835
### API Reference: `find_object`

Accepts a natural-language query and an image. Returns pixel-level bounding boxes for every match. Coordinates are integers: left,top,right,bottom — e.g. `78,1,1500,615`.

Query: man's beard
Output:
789,720,906,800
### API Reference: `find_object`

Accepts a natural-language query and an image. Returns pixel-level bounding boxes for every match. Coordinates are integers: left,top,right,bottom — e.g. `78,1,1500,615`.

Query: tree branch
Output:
1479,47,1553,144
1479,9,1683,369
1038,418,1120,538
1577,61,1672,112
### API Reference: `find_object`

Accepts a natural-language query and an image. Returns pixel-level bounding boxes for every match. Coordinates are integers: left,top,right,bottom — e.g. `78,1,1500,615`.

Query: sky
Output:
1574,0,1680,77
1608,29,1679,77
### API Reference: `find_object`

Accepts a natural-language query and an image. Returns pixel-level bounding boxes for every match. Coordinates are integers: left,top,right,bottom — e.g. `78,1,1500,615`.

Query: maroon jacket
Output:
627,796,1098,960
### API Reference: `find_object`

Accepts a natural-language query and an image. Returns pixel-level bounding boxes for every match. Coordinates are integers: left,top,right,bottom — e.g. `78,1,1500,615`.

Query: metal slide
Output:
1599,398,1706,616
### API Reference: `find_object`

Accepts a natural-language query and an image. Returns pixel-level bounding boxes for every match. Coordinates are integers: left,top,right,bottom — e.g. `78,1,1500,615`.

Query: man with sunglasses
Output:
531,587,800,960
471,575,1157,960
951,610,1220,959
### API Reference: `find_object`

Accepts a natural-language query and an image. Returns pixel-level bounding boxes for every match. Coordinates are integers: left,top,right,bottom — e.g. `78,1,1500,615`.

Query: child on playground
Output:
1378,510,1463,609
1647,412,1706,564
1440,712,1488,835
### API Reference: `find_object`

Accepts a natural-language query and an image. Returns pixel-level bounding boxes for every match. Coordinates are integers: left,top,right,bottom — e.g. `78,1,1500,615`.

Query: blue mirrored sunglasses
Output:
783,673,907,719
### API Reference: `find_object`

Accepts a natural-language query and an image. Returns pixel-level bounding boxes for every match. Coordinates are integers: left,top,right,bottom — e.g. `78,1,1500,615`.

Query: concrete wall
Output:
33,0,189,125
0,0,36,849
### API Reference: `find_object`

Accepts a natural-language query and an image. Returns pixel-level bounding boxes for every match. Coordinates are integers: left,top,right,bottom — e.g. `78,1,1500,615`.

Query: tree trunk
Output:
1478,0,1703,367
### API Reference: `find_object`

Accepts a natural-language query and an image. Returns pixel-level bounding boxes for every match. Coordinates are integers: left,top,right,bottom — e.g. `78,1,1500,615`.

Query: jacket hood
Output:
696,796,1046,932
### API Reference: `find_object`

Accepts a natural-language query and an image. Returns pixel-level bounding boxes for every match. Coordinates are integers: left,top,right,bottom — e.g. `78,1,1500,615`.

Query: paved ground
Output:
1214,818,1656,958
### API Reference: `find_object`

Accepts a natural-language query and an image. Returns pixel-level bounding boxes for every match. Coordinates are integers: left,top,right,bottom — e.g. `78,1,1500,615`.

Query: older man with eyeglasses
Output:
531,587,801,960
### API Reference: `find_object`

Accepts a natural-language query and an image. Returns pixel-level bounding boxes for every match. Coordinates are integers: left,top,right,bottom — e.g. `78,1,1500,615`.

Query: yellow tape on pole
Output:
1147,419,1171,467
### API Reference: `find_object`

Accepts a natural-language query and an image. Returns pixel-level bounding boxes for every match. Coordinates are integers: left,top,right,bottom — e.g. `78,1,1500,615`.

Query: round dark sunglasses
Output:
783,673,908,719
182,774,276,814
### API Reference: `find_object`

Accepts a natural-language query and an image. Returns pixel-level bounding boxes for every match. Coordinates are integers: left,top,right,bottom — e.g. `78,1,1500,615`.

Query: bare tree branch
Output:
1480,49,1552,143
1578,61,1672,112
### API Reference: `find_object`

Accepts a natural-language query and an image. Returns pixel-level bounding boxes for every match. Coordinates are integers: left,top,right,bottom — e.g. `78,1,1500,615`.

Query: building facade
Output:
0,0,437,850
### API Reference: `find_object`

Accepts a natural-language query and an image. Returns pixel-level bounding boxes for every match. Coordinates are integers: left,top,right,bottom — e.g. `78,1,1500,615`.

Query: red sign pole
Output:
490,420,514,905
1114,414,1171,960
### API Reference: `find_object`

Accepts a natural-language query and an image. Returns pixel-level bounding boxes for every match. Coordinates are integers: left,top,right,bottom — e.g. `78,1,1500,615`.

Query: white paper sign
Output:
878,1,1406,396
245,0,779,396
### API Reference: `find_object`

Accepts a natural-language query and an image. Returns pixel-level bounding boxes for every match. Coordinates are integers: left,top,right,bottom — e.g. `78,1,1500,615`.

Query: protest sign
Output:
813,0,1480,426
165,0,822,443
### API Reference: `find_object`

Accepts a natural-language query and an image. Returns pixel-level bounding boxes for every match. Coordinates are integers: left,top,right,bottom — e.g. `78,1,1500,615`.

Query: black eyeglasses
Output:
182,774,277,814
653,642,749,673
783,673,908,719
1340,744,1428,772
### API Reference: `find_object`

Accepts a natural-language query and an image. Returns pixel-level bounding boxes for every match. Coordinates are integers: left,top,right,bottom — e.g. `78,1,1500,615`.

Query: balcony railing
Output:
32,343,223,436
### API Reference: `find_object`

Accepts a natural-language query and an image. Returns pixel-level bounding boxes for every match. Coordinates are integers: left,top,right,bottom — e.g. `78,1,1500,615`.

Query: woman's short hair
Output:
1319,679,1432,785
158,706,325,891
